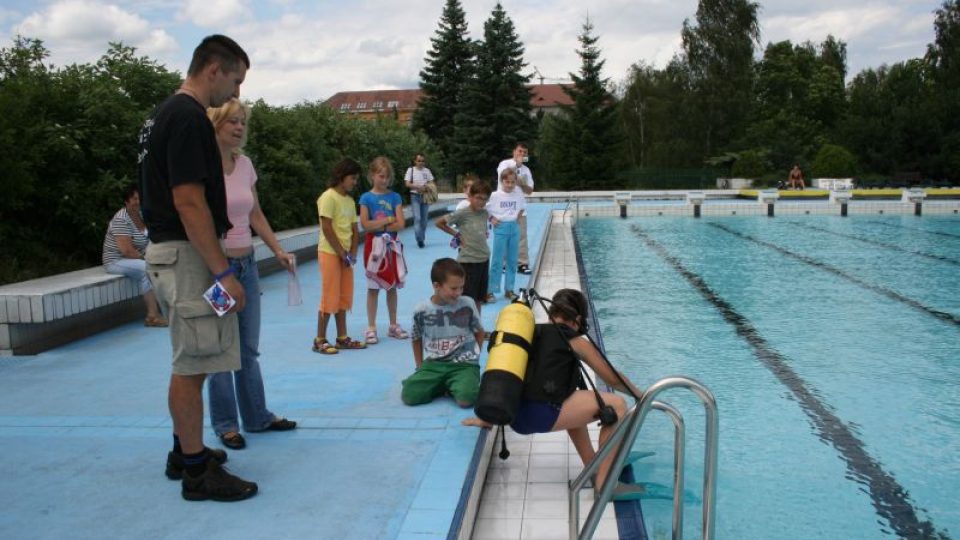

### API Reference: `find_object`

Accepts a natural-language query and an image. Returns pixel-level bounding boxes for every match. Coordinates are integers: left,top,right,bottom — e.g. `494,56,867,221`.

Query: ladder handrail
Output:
567,400,685,540
569,376,718,540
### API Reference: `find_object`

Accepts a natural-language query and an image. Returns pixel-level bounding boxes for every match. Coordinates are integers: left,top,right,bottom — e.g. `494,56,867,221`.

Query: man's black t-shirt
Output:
138,93,231,242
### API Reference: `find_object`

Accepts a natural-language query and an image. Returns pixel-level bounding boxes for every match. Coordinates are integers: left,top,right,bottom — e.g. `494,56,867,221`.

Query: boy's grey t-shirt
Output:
411,296,484,364
445,208,490,263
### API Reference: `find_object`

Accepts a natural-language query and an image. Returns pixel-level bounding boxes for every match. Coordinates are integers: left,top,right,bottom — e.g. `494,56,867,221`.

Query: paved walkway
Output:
471,209,619,540
0,204,553,540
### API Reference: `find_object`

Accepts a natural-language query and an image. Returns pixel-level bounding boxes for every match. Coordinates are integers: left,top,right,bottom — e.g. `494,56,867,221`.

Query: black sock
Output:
172,434,182,454
182,450,208,477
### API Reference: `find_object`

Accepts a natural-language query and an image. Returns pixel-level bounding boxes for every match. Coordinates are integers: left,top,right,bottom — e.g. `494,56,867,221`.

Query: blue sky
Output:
0,0,942,105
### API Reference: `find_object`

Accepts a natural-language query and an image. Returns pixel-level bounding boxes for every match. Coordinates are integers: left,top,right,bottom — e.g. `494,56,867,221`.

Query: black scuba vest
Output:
521,323,585,406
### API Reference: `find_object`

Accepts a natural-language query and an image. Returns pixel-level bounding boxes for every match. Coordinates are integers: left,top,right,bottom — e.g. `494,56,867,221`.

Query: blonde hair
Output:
207,97,250,154
499,167,517,182
462,173,479,190
368,156,395,185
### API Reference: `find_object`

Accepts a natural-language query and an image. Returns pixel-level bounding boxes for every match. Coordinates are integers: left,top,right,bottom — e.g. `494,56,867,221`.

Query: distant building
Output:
528,84,574,116
323,89,422,124
323,84,574,124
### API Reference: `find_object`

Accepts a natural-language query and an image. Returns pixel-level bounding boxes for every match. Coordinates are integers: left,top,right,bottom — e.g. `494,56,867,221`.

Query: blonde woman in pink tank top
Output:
205,98,297,450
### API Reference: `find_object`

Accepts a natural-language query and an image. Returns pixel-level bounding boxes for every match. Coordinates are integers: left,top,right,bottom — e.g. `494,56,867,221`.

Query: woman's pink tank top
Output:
224,154,257,250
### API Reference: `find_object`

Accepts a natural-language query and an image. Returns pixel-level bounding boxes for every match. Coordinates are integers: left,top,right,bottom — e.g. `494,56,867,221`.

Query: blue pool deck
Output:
0,205,554,540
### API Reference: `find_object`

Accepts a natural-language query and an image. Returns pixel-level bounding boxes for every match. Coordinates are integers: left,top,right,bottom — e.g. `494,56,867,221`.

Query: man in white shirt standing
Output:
405,153,435,248
496,143,534,274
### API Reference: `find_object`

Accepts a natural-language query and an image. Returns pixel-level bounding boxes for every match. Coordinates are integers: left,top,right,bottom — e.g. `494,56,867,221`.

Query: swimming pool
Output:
575,214,960,539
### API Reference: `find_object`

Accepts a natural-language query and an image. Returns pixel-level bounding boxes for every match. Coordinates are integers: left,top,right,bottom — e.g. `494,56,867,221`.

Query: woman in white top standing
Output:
102,185,166,327
404,153,434,248
205,98,297,450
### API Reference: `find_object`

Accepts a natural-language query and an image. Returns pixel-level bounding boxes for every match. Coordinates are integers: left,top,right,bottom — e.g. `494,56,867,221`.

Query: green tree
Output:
0,37,179,284
619,58,701,168
412,0,474,169
449,3,535,177
681,0,760,156
840,60,940,176
927,0,960,179
541,20,622,189
810,143,858,177
820,35,848,81
741,38,846,170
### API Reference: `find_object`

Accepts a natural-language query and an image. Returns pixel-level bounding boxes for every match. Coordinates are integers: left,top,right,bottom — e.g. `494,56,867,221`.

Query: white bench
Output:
0,225,322,355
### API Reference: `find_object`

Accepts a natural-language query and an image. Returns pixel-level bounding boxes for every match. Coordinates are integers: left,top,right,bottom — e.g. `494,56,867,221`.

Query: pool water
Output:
576,215,960,539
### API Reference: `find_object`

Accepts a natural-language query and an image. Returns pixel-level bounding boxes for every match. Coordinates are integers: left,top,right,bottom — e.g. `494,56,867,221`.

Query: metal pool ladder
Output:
568,376,719,540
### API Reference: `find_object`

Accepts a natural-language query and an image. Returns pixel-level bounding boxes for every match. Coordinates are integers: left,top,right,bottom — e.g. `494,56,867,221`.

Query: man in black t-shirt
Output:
139,34,257,502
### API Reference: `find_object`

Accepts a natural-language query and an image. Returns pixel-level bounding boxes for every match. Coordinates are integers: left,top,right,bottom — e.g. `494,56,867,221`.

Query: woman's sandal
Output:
364,328,379,345
144,315,168,327
312,337,338,354
388,324,409,339
220,431,246,450
335,336,367,350
266,417,297,431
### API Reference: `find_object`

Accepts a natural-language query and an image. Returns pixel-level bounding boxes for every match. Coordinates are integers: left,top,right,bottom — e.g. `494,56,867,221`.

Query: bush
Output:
730,149,770,179
810,144,858,178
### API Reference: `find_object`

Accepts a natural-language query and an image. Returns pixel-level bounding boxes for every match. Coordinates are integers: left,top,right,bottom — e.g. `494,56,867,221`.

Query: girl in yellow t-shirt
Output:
313,158,367,354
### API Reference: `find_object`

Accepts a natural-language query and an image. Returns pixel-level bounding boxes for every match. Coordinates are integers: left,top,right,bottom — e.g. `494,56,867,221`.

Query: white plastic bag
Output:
287,254,302,306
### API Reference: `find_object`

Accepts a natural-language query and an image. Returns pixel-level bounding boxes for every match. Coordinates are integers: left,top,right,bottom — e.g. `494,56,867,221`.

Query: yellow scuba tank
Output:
474,296,536,425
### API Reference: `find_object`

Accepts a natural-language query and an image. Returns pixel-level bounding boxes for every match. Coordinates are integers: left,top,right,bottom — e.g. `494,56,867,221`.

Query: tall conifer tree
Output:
450,3,535,176
542,20,621,189
413,0,474,165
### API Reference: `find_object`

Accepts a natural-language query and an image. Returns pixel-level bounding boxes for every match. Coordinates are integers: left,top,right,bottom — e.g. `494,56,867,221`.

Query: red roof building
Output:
323,84,574,124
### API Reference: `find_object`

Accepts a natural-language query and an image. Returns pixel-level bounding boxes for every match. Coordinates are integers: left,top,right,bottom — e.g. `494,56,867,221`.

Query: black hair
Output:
187,35,250,76
431,257,464,285
548,289,589,330
330,158,362,188
122,184,139,203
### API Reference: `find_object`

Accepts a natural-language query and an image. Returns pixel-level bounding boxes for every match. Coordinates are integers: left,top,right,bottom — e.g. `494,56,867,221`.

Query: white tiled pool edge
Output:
470,210,619,540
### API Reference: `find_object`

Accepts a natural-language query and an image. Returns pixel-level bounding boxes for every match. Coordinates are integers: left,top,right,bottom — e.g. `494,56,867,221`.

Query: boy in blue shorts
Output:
402,258,485,407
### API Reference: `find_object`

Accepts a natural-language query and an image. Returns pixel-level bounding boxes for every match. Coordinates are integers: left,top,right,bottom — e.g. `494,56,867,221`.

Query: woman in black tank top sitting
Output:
465,289,645,496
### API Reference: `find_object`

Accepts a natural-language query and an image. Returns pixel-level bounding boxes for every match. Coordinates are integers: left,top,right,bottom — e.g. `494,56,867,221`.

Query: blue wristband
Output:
213,266,235,281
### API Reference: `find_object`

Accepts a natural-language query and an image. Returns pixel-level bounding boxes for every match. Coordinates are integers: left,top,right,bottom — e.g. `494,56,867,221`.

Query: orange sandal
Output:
312,338,338,354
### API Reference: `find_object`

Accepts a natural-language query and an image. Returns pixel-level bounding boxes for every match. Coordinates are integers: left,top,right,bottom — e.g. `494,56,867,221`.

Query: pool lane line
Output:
785,221,960,267
708,222,960,328
865,219,960,240
630,224,948,540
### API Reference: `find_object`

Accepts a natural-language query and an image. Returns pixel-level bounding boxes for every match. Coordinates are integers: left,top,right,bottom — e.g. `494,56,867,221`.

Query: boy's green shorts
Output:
401,361,480,406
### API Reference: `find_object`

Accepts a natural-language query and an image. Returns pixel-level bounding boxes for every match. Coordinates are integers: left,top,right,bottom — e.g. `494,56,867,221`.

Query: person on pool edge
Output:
463,288,645,498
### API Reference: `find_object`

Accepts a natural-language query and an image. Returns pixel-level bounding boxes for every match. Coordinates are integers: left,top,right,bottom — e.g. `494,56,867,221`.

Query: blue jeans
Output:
104,258,151,294
411,193,430,244
488,220,519,295
207,252,276,435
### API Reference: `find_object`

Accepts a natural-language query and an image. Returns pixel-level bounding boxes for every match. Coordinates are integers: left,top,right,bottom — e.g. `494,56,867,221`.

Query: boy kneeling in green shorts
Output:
402,258,485,407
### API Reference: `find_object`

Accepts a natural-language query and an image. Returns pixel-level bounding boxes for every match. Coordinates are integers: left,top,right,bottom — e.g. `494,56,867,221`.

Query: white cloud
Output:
764,6,900,44
2,0,940,104
179,0,252,28
12,0,178,65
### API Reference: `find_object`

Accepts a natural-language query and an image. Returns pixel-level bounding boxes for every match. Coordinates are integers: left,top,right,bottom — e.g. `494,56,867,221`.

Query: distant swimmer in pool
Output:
463,288,645,497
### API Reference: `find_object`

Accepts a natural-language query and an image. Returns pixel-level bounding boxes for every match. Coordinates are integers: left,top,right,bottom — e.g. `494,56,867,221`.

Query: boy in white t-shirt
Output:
485,168,526,303
496,143,534,273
